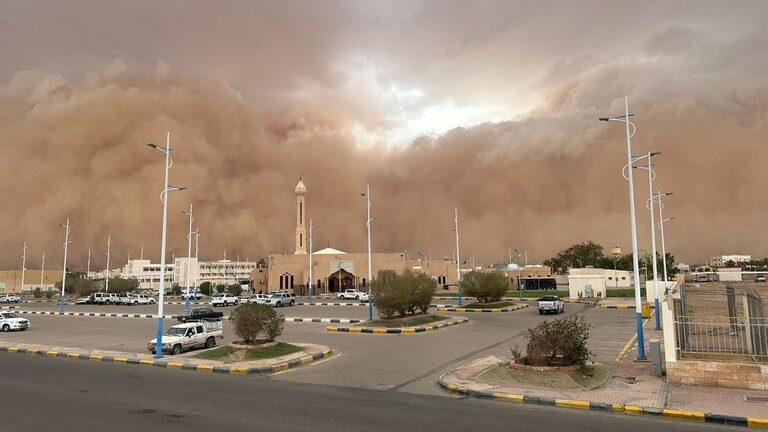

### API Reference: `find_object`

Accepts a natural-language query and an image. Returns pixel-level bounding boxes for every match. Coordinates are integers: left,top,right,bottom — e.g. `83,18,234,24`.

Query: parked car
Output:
358,292,370,303
756,275,766,283
147,320,223,355
265,292,295,307
90,292,122,305
246,294,270,305
211,293,240,307
693,275,714,283
537,295,564,315
1,311,30,331
176,307,224,323
0,294,21,303
182,290,204,300
121,294,156,305
337,289,366,300
74,297,90,305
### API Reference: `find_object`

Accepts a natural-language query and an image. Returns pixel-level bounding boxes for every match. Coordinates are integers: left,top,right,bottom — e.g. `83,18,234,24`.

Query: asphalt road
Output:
1,353,743,432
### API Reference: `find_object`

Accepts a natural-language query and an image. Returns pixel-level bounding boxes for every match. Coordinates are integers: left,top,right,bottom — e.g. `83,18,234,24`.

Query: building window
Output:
300,233,303,247
299,202,303,224
362,278,366,287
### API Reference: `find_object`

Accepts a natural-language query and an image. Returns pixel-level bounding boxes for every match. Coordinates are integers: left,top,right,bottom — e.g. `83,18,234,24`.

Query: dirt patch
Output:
476,363,612,390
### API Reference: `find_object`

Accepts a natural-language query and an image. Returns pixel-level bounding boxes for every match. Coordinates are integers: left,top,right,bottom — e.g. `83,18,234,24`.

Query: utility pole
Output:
20,242,27,300
105,235,111,292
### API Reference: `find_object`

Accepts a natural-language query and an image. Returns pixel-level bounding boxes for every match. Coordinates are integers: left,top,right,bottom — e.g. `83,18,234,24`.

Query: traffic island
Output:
436,303,529,313
326,316,468,334
438,356,768,428
0,341,333,376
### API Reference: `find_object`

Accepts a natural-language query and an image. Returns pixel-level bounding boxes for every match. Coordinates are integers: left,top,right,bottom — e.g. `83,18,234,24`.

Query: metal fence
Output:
675,316,768,361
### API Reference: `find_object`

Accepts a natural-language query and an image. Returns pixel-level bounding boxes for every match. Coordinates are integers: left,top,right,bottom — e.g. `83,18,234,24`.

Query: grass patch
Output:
606,288,646,298
357,314,447,328
476,363,611,390
508,290,570,298
460,301,514,309
192,342,302,362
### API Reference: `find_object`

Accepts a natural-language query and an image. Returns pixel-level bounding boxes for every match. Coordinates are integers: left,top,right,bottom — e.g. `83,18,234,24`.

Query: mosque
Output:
249,179,460,295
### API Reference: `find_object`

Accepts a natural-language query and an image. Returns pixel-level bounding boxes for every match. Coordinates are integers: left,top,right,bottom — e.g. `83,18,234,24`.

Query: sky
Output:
1,0,767,271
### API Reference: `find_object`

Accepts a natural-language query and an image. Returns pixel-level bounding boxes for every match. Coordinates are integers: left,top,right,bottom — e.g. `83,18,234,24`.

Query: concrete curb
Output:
436,304,529,313
326,317,469,334
296,302,367,307
437,375,768,428
0,345,333,376
14,310,180,319
285,317,364,324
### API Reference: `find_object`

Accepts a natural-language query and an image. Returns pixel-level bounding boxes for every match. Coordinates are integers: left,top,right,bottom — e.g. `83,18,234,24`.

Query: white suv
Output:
1,311,30,331
211,293,240,307
0,294,21,303
121,294,156,305
90,292,122,305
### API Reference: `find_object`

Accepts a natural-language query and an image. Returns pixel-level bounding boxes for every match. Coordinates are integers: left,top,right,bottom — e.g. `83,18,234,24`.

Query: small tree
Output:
33,287,42,298
228,303,284,344
216,284,226,294
460,271,507,303
199,281,213,296
409,271,436,314
171,284,182,296
525,316,593,367
371,270,410,318
226,284,243,296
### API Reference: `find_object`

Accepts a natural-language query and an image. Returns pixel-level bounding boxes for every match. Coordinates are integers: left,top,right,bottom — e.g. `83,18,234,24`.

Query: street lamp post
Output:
634,152,661,331
334,256,343,294
599,96,647,360
361,185,373,321
308,219,314,304
657,194,675,294
87,249,91,279
148,132,186,358
20,242,27,300
515,248,522,300
193,229,200,296
59,219,72,313
183,205,194,311
454,208,462,306
40,252,45,292
105,235,112,293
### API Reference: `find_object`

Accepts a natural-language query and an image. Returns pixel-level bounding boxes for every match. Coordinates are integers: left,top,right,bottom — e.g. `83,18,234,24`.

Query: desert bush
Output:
371,269,436,318
44,291,53,299
226,284,243,296
228,303,285,344
199,282,213,296
171,284,182,295
459,271,507,303
216,284,226,294
525,316,593,366
33,287,42,298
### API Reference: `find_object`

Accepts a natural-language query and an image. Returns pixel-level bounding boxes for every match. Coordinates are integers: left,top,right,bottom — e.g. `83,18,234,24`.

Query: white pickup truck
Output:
337,289,366,300
537,295,564,315
147,320,223,355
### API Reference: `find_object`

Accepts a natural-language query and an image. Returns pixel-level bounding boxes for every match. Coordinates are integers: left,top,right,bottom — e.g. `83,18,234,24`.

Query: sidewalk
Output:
439,321,768,428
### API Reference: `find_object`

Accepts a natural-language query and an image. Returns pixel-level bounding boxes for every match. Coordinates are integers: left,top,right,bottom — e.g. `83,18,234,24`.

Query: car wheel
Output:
2,324,9,332
289,299,295,306
134,301,139,305
355,295,359,300
538,310,543,315
205,337,215,349
150,300,155,304
234,300,239,305
277,301,282,307
172,345,182,355
105,300,111,305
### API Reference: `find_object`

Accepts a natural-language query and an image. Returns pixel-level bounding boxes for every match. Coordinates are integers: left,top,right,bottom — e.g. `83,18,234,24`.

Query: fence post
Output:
661,290,677,364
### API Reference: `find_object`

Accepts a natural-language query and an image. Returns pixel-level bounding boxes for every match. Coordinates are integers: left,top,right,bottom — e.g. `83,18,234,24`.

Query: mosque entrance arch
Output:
328,269,354,293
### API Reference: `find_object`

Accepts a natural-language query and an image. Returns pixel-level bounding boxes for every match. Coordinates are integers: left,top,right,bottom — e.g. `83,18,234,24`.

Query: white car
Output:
358,292,370,303
1,311,30,331
74,297,90,305
246,294,270,305
337,289,366,300
147,320,223,355
182,290,204,300
264,293,295,307
121,294,156,305
211,293,240,307
537,295,565,314
0,294,21,303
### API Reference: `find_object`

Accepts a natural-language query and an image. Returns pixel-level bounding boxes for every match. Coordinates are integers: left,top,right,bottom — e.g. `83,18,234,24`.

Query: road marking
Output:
614,316,654,362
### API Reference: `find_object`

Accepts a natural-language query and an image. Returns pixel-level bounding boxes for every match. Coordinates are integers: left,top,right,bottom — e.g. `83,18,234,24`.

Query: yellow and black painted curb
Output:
438,376,768,428
0,346,333,376
436,304,529,313
325,317,469,334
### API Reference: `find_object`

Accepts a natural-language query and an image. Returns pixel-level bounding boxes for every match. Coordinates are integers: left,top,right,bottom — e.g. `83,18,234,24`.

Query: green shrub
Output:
525,316,593,367
44,291,53,299
459,271,507,303
371,269,436,318
199,282,213,296
216,284,226,294
228,303,284,344
226,284,243,296
33,287,42,298
171,284,182,295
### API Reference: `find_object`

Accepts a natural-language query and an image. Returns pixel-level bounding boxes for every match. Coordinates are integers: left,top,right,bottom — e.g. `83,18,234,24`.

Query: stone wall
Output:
666,360,768,390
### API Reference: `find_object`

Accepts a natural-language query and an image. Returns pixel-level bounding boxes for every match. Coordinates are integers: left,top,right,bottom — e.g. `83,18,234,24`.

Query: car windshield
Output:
2,312,19,319
165,327,187,336
539,296,559,301
179,310,191,316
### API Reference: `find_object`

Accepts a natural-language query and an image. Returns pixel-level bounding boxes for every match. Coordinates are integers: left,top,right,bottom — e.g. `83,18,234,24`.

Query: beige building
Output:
252,180,459,294
0,269,62,294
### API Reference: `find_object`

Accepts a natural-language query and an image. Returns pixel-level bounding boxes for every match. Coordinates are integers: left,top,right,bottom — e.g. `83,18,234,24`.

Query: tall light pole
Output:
515,248,522,300
308,219,314,304
657,192,675,293
193,229,200,296
59,219,72,313
648,191,672,330
454,208,462,306
634,152,661,330
361,185,373,320
599,96,646,360
105,235,112,293
183,205,194,310
148,132,186,358
334,255,343,294
87,249,91,279
40,252,45,292
20,242,27,300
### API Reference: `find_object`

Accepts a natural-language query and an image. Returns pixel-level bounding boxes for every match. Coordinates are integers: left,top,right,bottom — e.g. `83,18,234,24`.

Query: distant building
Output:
709,255,751,267
0,269,62,294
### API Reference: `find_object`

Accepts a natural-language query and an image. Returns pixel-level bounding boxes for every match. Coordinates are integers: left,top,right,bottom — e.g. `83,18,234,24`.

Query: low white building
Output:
568,274,606,300
709,255,751,267
568,268,633,289
120,258,258,290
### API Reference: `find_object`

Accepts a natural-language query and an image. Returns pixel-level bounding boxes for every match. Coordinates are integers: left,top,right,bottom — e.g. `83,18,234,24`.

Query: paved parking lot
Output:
1,301,642,397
